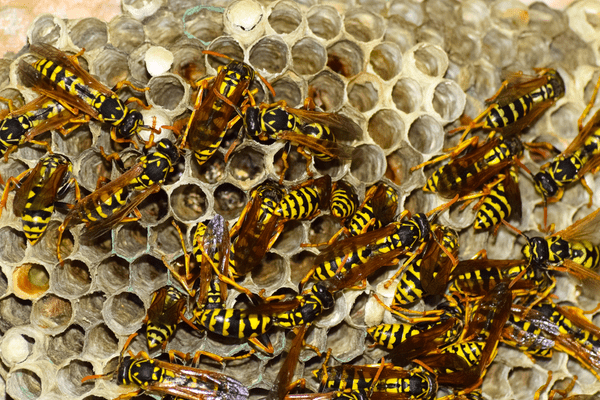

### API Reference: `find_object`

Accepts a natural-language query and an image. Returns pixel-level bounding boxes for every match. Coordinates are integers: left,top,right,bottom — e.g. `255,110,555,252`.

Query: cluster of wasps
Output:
2,40,600,400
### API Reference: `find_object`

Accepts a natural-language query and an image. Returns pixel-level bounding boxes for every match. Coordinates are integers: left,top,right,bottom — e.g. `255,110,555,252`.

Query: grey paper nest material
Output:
1,0,600,399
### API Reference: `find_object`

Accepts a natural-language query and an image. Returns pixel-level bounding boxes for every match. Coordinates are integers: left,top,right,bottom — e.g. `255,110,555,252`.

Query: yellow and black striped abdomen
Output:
330,183,358,220
483,92,535,130
474,178,513,230
439,341,485,373
570,240,600,270
503,314,553,358
81,187,129,223
393,260,424,306
367,323,422,350
196,308,273,339
373,368,437,399
275,187,320,220
314,246,372,281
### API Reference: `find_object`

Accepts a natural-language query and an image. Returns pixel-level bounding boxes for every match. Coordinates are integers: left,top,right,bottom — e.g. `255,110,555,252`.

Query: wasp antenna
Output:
426,194,459,219
202,50,234,61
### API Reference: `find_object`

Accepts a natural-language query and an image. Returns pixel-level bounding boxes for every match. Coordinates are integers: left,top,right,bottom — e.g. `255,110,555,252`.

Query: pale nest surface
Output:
0,1,600,400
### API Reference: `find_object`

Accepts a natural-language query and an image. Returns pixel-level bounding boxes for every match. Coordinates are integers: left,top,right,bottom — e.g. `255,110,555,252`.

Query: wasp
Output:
81,333,249,400
56,138,179,264
0,153,78,245
241,97,358,182
329,180,359,222
472,166,521,231
449,68,565,141
275,175,332,223
143,286,187,351
0,96,84,161
18,44,156,148
502,309,555,359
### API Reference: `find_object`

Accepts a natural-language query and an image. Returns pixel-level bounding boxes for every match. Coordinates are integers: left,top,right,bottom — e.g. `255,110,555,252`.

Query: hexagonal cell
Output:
108,15,145,53
97,255,130,294
384,16,416,54
170,40,206,83
169,184,208,222
482,29,516,69
389,0,425,25
28,14,64,46
307,214,341,246
13,264,49,300
57,359,95,397
6,367,43,400
115,223,148,258
273,221,304,253
104,291,146,335
249,36,289,75
75,292,107,327
289,250,318,284
183,9,224,44
348,79,378,112
139,188,170,225
550,30,596,76
307,6,341,40
308,71,345,112
507,367,545,400
153,219,187,256
273,146,309,182
407,115,444,155
345,9,384,42
78,230,112,264
130,255,168,294
314,157,346,181
392,78,423,115
1,329,36,367
515,32,552,70
84,324,119,360
431,82,465,125
0,88,26,110
147,73,186,111
292,38,327,76
52,124,94,157
207,38,245,69
349,292,368,325
52,260,91,299
403,189,436,218
191,151,227,184
91,47,130,89
77,151,111,192
143,9,183,47
368,109,404,152
46,324,85,365
385,143,424,189
31,294,73,334
269,1,302,34
214,183,247,220
413,44,448,78
350,144,386,184
251,253,288,291
271,77,303,106
326,322,365,362
550,103,580,142
0,227,26,264
0,295,32,334
0,269,7,297
229,147,266,185
327,40,364,79
69,18,108,51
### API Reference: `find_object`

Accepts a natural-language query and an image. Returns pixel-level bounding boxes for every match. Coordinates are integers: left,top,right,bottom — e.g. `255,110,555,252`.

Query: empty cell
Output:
31,294,73,334
143,9,183,47
449,27,481,62
130,255,168,294
77,151,111,192
105,292,145,334
432,80,466,122
389,0,425,26
314,157,346,180
327,40,364,78
0,227,26,263
325,322,364,361
348,80,378,112
138,188,170,224
57,359,95,396
153,220,187,256
403,189,435,217
97,256,130,294
350,144,386,183
529,2,567,38
307,6,341,40
115,223,148,258
229,147,265,183
84,324,119,359
551,103,580,141
370,42,402,81
384,17,416,53
482,29,516,69
308,71,345,112
183,9,224,44
49,325,85,365
170,41,206,83
69,18,108,51
76,292,106,327
78,230,113,264
147,74,186,111
0,88,25,110
385,144,424,189
412,44,448,78
274,146,308,182
392,77,423,114
91,48,130,89
251,253,287,288
516,32,551,70
108,15,145,53
273,221,304,253
52,260,91,298
490,0,529,30
249,37,289,74
269,1,302,34
214,183,247,220
551,30,596,74
407,115,443,155
207,38,245,70
292,38,327,76
53,125,93,158
368,109,404,151
344,9,384,42
289,250,318,283
271,77,302,106
417,22,445,49
0,295,32,334
7,368,43,399
13,264,49,300
28,15,64,47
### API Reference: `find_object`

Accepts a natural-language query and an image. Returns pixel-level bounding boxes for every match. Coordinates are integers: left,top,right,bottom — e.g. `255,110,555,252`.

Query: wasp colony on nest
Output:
1,0,600,399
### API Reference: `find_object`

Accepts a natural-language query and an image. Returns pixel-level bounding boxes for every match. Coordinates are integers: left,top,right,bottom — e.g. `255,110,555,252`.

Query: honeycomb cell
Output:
327,40,364,79
384,143,424,190
482,29,516,69
183,9,224,44
31,294,73,334
403,189,435,219
412,44,448,78
103,291,145,335
350,144,386,184
268,1,302,34
273,221,304,253
550,103,580,142
449,26,481,62
271,76,302,106
122,0,161,20
369,42,402,81
169,40,206,83
392,78,423,114
138,189,170,225
249,36,289,75
75,292,107,327
224,0,266,43
417,22,446,49
0,295,32,334
207,37,244,69
214,183,247,220
292,38,327,76
368,109,404,152
0,269,7,297
348,79,379,112
129,255,168,295
97,256,130,294
152,219,187,256
147,73,187,111
78,230,113,264
6,367,43,400
0,328,36,366
349,292,368,325
170,184,208,222
76,151,111,192
108,15,145,53
490,0,529,30
91,47,130,89
460,0,490,29
388,0,425,26
27,14,64,47
407,115,444,155
143,9,183,47
13,264,49,300
529,2,567,38
384,16,416,54
0,227,26,264
308,71,345,112
307,215,340,247
13,140,47,161
0,88,25,110
52,125,93,158
84,324,119,360
229,147,266,185
307,6,341,40
251,253,287,290
273,146,308,182
326,322,364,361
57,359,95,396
69,18,108,51
515,32,551,70
0,161,27,193
115,223,148,259
551,29,596,73
346,9,385,42
0,60,9,88
314,157,346,180
144,46,174,77
191,151,227,184
52,260,91,299
431,80,466,122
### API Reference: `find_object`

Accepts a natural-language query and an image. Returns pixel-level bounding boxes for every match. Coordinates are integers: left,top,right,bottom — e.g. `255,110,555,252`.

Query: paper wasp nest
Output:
0,0,600,399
